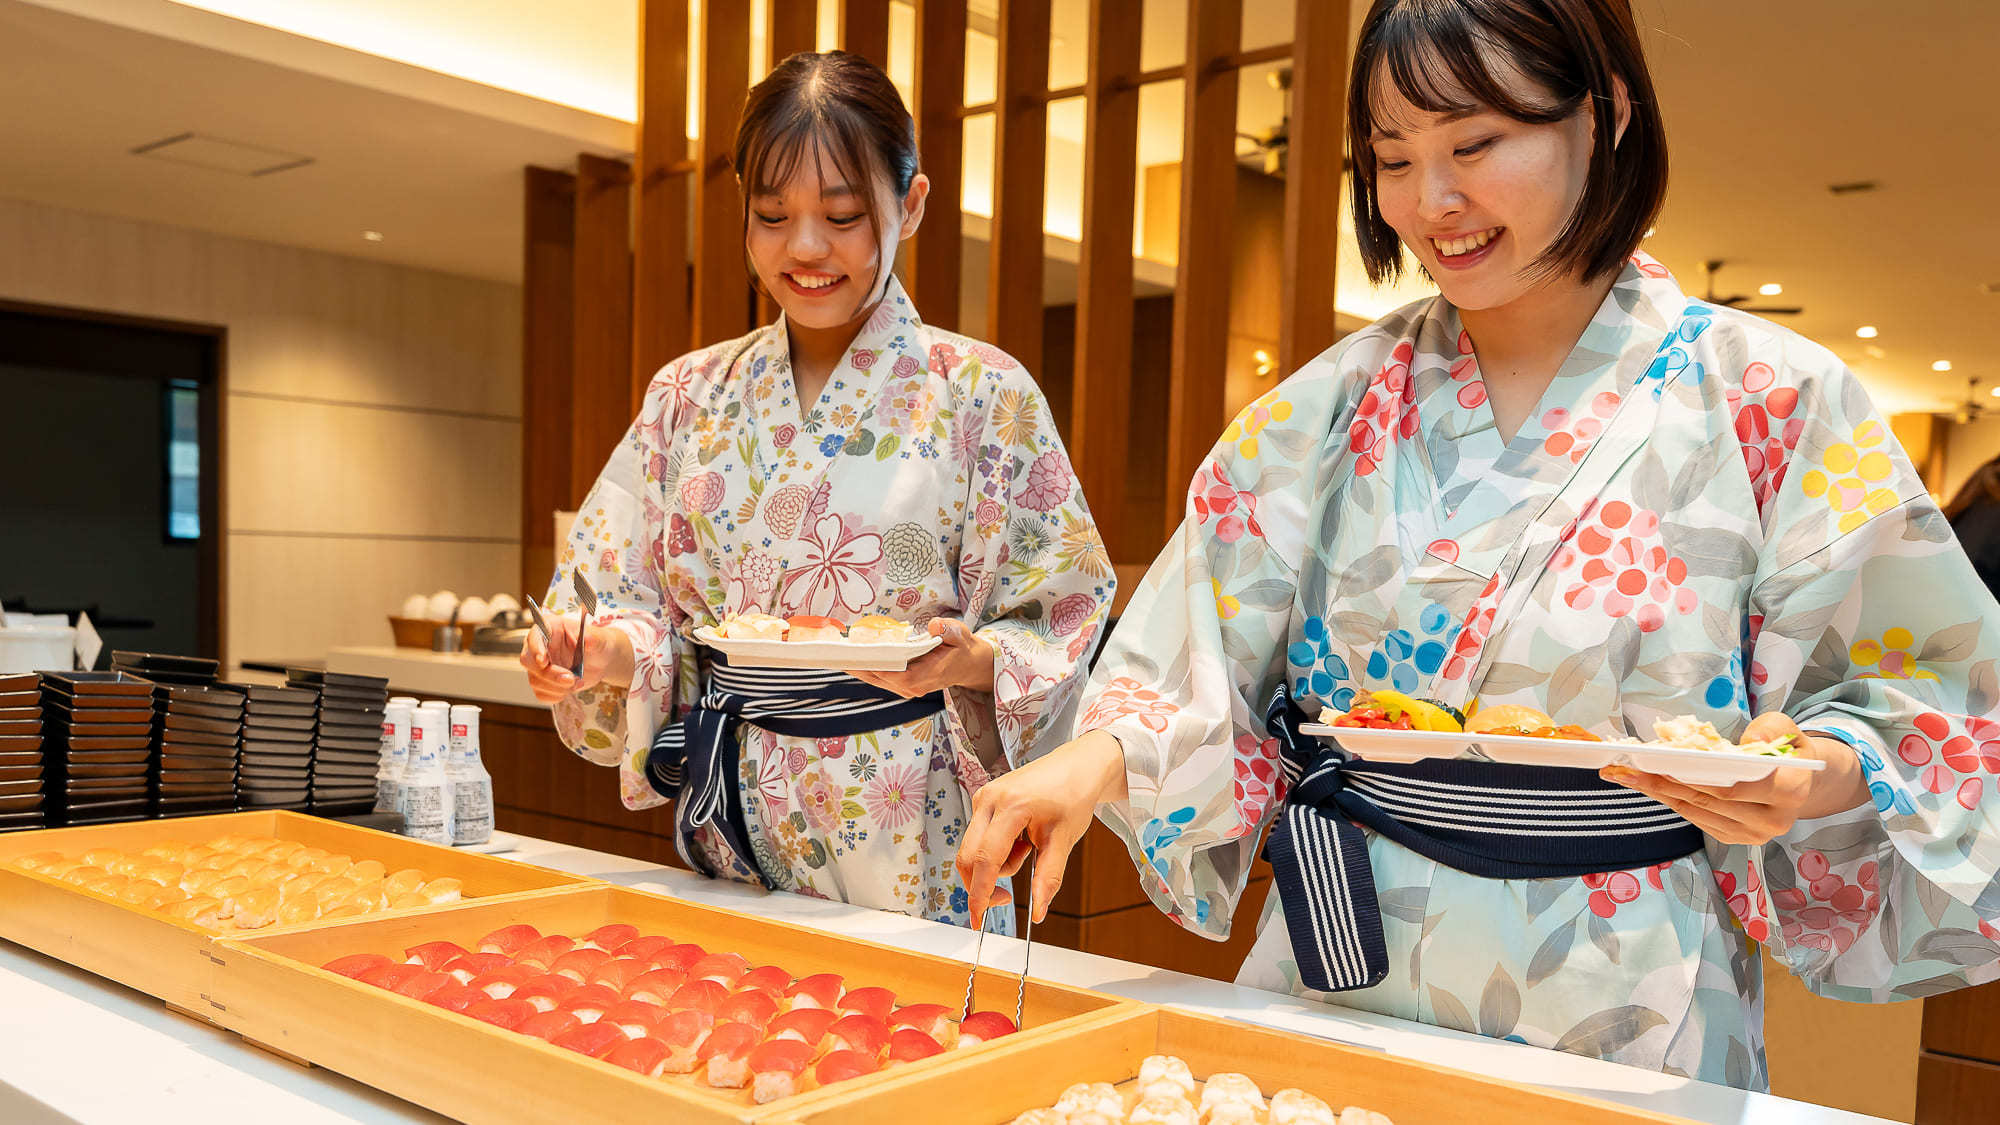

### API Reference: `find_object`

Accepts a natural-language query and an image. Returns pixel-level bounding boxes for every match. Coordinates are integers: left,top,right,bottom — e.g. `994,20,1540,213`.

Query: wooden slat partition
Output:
910,0,966,330
770,0,818,64
522,167,576,592
838,0,891,69
1162,0,1243,539
988,0,1052,378
633,0,691,409
693,0,752,348
1280,0,1348,376
1069,0,1142,561
569,154,633,508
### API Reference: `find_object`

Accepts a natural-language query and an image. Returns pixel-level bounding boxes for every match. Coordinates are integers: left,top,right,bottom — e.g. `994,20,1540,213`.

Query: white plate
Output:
693,626,942,672
1297,724,1825,787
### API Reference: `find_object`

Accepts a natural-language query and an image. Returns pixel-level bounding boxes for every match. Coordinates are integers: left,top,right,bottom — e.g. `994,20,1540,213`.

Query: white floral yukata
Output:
1082,252,2000,1087
547,278,1114,932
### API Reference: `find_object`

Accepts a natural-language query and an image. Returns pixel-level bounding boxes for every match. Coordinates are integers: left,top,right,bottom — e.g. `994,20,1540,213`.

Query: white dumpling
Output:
1128,1097,1199,1125
1270,1089,1338,1125
1137,1055,1197,1100
1198,1073,1266,1114
1203,1104,1260,1125
1054,1082,1124,1117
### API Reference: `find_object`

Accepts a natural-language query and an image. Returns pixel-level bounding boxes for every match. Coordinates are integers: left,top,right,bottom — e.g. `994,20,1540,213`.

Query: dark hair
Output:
1945,457,2000,521
1347,0,1668,286
734,51,920,291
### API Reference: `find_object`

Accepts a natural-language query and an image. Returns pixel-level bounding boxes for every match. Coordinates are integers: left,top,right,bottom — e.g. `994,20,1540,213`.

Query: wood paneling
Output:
1279,0,1347,377
1162,0,1242,540
987,0,1052,377
1026,873,1272,984
633,0,691,409
769,0,818,65
1069,0,1143,562
569,154,633,508
1918,1053,2000,1125
911,0,966,330
1924,976,2000,1063
837,0,890,69
693,0,753,348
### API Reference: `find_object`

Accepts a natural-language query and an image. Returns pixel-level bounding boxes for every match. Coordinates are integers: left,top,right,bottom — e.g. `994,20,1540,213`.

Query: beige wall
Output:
1942,415,2000,506
0,195,521,666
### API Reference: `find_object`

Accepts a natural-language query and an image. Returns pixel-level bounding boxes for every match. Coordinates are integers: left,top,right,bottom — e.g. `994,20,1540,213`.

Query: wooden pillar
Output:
988,0,1051,378
770,0,818,64
522,167,576,593
569,155,634,507
634,0,691,408
1162,0,1241,539
694,0,753,348
911,0,966,330
1279,0,1347,377
838,0,891,69
1070,0,1141,561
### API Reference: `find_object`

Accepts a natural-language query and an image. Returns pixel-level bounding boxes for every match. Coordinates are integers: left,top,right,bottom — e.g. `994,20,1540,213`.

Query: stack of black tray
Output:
289,669,388,816
238,681,318,811
156,683,244,818
110,651,220,687
0,673,45,832
41,671,156,826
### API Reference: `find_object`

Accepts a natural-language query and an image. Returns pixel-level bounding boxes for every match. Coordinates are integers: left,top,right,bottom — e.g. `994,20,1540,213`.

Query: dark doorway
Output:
0,300,224,662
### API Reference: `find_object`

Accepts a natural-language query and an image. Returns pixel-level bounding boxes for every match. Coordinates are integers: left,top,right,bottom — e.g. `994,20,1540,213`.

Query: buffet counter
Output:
325,647,542,710
0,832,1887,1124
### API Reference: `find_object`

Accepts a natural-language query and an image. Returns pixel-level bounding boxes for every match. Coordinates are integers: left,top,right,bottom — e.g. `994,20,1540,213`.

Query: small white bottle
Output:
376,698,416,816
399,701,453,845
447,703,494,846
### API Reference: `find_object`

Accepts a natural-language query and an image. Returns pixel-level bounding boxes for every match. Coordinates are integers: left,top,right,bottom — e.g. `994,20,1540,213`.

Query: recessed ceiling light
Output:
363,230,385,242
1934,360,1954,372
1855,326,1878,338
1988,386,2000,399
1863,345,1887,359
1758,283,1782,296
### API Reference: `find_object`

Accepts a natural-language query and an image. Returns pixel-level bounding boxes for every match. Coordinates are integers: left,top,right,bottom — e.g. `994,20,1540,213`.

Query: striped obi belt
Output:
647,652,944,887
1261,687,1703,994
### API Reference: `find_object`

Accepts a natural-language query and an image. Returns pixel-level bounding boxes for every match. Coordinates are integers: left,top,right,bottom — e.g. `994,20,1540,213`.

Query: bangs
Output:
1361,2,1582,136
740,108,877,202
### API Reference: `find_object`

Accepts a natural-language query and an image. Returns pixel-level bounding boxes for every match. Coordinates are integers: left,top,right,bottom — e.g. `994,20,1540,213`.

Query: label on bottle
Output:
402,783,450,844
451,778,493,846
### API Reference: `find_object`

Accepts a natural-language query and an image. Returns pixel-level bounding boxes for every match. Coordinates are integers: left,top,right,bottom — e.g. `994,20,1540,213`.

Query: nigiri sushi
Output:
552,1022,627,1058
613,935,677,963
513,975,573,1013
581,923,639,951
391,970,453,1002
825,1013,890,1057
404,941,470,971
784,615,845,643
514,934,578,969
748,1038,816,1104
323,953,392,980
347,859,388,883
655,1009,715,1074
419,877,463,906
603,1037,671,1078
668,978,730,1014
836,986,896,1022
358,963,426,991
887,1027,944,1064
560,984,623,1024
813,1048,881,1086
716,989,780,1031
591,957,654,994
654,942,708,974
382,867,426,898
624,968,689,1006
479,924,542,956
469,964,540,999
785,972,844,1010
518,1010,582,1042
889,1003,954,1042
427,983,489,1014
465,997,536,1031
550,948,613,984
736,965,794,996
602,1000,668,1040
955,1010,1018,1047
765,1007,838,1046
443,952,511,985
696,1022,762,1088
689,952,749,986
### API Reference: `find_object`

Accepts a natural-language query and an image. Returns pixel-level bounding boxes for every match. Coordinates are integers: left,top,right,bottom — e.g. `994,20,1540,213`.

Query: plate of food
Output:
1299,691,1824,786
693,614,943,672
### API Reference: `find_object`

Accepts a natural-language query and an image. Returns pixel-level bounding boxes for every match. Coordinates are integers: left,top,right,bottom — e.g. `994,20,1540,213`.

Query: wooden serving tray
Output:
0,810,592,1011
211,883,1130,1124
770,1006,1692,1124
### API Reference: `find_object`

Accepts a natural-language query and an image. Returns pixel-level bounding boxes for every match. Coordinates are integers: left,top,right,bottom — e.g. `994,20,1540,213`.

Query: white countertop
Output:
0,833,1889,1124
326,647,544,709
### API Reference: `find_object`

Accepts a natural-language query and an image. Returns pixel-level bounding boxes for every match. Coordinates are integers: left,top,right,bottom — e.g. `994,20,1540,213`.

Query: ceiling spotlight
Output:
1855,326,1878,338
363,230,385,242
1758,283,1782,296
1988,386,2000,399
1934,360,1954,372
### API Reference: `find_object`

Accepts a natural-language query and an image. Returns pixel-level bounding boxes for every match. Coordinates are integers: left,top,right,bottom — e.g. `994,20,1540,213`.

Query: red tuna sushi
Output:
886,1027,944,1064
464,997,536,1031
477,924,541,956
813,1049,881,1086
581,923,639,951
765,1007,838,1046
402,941,469,971
954,1010,1018,1047
784,972,843,1010
552,1022,627,1058
323,953,391,980
716,989,780,1031
442,952,510,985
696,1022,762,1088
748,1038,816,1104
603,1037,670,1078
517,1010,582,1042
512,934,577,969
550,947,612,984
624,967,689,1006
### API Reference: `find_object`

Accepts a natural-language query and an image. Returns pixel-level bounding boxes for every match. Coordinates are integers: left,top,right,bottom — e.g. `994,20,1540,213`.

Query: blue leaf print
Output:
1363,605,1461,693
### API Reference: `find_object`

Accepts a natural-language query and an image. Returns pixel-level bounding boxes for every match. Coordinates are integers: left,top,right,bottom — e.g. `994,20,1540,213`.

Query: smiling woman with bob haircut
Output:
955,0,2000,1087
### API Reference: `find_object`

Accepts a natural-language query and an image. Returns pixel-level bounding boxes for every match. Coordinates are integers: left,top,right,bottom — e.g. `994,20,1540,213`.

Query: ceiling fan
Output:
1238,66,1292,175
1939,376,1997,425
1699,259,1803,315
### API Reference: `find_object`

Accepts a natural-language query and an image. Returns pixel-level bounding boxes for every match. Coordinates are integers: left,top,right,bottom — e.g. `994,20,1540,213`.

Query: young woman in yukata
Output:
522,52,1114,932
957,0,2000,1089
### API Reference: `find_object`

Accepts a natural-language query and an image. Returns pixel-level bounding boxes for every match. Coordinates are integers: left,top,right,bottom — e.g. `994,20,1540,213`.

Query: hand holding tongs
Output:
524,571,596,681
959,857,1035,1031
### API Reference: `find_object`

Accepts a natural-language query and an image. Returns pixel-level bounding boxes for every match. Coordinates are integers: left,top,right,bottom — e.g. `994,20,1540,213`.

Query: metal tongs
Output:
960,857,1036,1030
569,569,598,678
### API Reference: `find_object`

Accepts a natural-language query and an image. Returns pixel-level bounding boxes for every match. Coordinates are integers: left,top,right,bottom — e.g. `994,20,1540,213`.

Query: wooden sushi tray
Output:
209,883,1134,1124
0,810,592,1013
770,1005,1693,1124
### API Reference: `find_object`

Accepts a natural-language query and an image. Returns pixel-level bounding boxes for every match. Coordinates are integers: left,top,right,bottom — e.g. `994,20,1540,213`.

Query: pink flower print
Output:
1898,711,1999,808
1441,574,1502,684
1231,734,1281,833
1714,868,1771,942
995,667,1052,733
780,515,884,616
722,550,779,614
1541,391,1622,464
1449,330,1487,409
975,496,1004,531
1082,677,1178,734
970,342,1018,370
763,484,809,538
648,451,671,483
1192,463,1264,543
773,423,798,449
1777,850,1874,954
928,342,961,378
1018,452,1075,512
850,349,877,371
797,773,844,833
1553,501,1695,632
805,481,832,526
678,471,726,514
893,354,920,379
1728,365,1804,517
667,513,697,557
756,742,791,806
878,380,936,437
862,763,926,830
1348,342,1420,477
1049,592,1098,636
1583,869,1645,918
1427,538,1460,565
895,588,922,611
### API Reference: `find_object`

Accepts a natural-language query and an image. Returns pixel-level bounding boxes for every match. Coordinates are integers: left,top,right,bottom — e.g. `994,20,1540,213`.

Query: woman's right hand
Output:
956,730,1130,924
520,613,635,704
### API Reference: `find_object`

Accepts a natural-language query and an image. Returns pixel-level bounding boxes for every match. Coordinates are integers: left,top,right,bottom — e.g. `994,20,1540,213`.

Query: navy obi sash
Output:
647,651,944,886
1261,687,1703,993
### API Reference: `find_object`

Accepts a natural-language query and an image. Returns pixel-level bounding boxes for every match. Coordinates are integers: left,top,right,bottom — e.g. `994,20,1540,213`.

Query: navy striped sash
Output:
648,652,944,886
1262,687,1702,993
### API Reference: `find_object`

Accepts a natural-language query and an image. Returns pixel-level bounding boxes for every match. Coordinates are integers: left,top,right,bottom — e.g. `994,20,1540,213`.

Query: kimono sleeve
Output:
1718,363,2000,1000
545,363,690,812
940,359,1117,788
1078,366,1348,940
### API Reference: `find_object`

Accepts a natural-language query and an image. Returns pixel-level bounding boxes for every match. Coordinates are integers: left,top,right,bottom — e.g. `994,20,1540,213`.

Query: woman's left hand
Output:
847,618,995,697
1602,712,1870,845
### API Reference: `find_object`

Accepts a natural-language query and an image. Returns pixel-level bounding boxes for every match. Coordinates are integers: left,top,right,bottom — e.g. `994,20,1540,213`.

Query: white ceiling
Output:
1,0,1993,412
